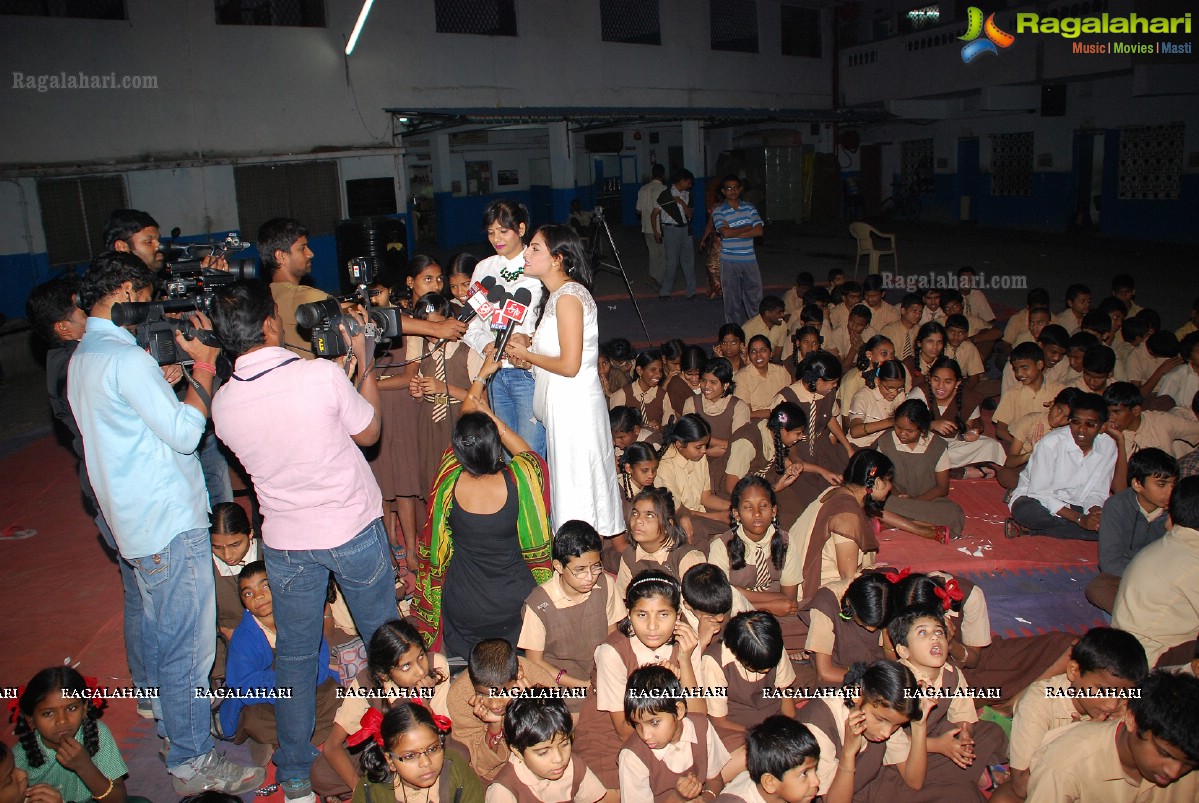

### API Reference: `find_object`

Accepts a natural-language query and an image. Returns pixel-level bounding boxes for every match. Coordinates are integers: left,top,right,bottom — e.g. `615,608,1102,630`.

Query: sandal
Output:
933,526,952,544
1004,518,1029,539
0,525,37,540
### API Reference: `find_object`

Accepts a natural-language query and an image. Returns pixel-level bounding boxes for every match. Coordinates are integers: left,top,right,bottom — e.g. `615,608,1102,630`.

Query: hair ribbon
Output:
881,566,911,584
934,579,965,610
347,708,385,748
6,685,24,722
408,697,453,733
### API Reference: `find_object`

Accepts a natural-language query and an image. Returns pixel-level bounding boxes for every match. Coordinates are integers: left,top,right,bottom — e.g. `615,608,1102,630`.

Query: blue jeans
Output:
489,368,547,458
660,225,696,298
198,426,233,505
128,527,217,768
98,513,147,694
721,258,763,324
264,518,398,785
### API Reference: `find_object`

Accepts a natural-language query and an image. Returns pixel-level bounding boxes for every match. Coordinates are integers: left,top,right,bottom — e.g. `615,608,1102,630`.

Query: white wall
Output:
0,0,834,169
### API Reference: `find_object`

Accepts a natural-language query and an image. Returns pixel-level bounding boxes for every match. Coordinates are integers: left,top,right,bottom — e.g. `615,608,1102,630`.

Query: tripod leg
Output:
600,218,651,340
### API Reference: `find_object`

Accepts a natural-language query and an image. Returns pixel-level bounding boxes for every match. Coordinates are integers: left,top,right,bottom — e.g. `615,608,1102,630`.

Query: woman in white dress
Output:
505,224,625,536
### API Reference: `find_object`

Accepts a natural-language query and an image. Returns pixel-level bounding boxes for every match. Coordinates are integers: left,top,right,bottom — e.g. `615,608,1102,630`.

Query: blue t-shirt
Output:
712,201,763,262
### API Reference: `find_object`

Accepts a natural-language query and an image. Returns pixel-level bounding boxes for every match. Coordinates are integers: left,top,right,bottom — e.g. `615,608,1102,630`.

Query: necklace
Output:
498,260,524,282
394,777,434,803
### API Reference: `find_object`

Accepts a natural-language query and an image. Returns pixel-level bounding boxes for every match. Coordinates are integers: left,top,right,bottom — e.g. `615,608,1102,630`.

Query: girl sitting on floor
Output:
806,571,893,686
353,701,483,803
906,357,1004,476
656,414,732,545
616,486,706,597
13,667,151,803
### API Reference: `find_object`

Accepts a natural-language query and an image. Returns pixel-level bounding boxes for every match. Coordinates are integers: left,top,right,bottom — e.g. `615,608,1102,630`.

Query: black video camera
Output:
110,299,223,366
159,232,258,311
295,257,400,358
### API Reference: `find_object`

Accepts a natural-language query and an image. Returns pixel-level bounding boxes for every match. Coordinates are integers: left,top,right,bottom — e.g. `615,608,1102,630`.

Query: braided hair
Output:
842,449,895,518
618,441,660,501
794,350,843,390
766,403,807,475
727,476,786,572
14,667,103,768
856,335,895,388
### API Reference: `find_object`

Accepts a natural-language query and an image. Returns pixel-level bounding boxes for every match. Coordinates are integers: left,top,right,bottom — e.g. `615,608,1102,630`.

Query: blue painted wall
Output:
0,251,54,320
1098,132,1199,245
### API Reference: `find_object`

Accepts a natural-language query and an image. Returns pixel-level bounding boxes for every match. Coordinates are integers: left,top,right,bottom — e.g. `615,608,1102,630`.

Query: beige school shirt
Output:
700,642,796,718
864,300,901,330
1009,673,1087,772
880,320,918,360
617,716,730,803
742,315,788,356
707,525,803,590
846,385,908,447
804,697,911,796
823,324,878,362
518,573,625,653
1123,341,1168,385
900,660,978,726
1120,411,1199,460
333,652,451,734
656,446,713,513
595,637,702,713
1027,719,1199,802
945,339,985,378
1053,308,1084,335
733,363,792,412
1004,308,1031,345
486,753,607,803
1111,525,1199,666
993,379,1064,428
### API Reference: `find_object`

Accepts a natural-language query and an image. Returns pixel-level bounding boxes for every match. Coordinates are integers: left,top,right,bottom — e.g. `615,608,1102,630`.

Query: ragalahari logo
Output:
960,7,1015,63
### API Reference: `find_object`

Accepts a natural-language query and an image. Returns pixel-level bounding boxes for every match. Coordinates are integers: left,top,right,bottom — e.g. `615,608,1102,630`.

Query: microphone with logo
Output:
488,288,533,385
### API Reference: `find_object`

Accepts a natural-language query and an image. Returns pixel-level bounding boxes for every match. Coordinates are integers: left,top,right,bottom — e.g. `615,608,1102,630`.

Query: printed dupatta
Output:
412,446,554,651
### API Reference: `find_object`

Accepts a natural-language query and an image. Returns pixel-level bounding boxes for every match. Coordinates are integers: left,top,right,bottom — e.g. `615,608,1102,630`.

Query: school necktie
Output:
807,398,818,458
753,542,772,593
431,347,447,423
902,331,914,360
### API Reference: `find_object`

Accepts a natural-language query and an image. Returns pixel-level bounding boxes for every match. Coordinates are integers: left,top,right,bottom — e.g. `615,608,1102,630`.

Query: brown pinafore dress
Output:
620,542,703,586
777,385,851,512
620,714,714,802
702,640,780,752
873,433,965,537
416,340,471,495
796,696,888,799
663,374,698,426
369,340,424,499
694,396,744,493
573,632,681,789
524,574,613,713
809,586,886,679
490,754,587,802
718,528,808,650
612,381,667,431
869,664,1007,803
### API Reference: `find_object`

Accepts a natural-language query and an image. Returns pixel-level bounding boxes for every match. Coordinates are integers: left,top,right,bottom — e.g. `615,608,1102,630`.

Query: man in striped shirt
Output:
711,174,765,324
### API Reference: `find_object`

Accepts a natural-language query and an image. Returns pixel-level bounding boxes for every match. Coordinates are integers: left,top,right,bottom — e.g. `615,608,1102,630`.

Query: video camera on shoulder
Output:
295,257,400,358
110,231,254,366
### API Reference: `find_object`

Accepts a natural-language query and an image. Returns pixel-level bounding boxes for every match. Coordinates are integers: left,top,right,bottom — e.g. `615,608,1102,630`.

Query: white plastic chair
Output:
849,222,898,277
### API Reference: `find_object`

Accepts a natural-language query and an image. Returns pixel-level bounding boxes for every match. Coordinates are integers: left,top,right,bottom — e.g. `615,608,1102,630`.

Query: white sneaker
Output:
170,750,265,795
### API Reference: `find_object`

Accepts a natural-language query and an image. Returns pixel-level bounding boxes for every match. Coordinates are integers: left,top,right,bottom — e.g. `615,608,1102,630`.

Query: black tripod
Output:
586,206,650,340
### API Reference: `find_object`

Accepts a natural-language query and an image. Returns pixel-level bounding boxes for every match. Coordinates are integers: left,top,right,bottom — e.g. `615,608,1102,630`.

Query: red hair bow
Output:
6,685,25,722
409,697,453,733
881,566,911,584
346,708,385,749
934,579,965,610
82,676,107,712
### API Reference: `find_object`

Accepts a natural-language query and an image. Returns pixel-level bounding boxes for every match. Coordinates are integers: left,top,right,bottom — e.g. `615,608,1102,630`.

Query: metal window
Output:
780,5,820,58
36,175,128,266
233,161,341,242
215,0,325,27
601,0,661,45
710,0,758,53
435,0,517,36
0,1,126,19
